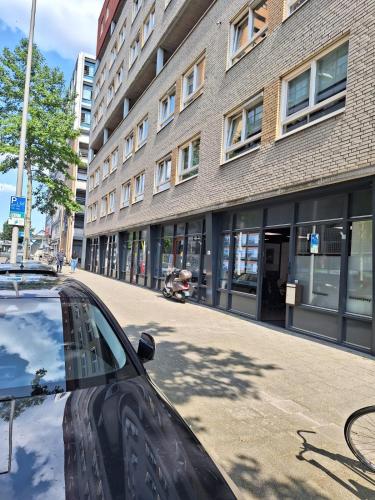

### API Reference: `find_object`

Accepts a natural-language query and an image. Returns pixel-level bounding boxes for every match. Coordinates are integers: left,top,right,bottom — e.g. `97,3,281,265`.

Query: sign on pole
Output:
8,196,26,227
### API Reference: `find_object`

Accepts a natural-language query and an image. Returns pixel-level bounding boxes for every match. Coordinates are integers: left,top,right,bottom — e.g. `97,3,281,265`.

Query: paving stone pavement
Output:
72,268,375,499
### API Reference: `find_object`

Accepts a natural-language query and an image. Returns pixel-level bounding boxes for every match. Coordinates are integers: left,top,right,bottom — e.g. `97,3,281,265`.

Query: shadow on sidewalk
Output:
124,321,280,405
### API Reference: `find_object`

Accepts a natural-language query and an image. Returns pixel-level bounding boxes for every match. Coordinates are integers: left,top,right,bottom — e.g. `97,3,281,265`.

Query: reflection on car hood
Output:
0,375,236,500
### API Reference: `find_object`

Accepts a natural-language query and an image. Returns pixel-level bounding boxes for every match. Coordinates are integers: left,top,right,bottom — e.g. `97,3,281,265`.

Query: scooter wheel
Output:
162,288,172,298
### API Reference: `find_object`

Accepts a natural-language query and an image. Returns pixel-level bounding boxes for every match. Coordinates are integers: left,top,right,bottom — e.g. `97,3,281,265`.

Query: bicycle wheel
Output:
345,406,375,472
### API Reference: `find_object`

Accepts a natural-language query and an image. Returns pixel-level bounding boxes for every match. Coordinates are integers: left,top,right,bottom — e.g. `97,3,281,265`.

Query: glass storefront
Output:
120,230,148,286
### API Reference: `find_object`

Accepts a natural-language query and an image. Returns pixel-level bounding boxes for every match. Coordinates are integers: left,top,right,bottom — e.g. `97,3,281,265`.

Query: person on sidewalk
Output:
70,252,78,273
56,250,64,273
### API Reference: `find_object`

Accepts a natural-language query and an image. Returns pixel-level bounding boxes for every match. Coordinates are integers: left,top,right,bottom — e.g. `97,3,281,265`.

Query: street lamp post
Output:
10,0,37,264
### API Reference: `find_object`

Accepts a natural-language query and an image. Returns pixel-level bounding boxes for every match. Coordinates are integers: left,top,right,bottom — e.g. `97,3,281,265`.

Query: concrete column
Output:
123,98,130,118
156,47,165,75
103,128,109,144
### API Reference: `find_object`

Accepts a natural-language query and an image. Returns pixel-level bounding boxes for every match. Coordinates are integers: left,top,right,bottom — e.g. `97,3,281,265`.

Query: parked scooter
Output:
162,269,192,303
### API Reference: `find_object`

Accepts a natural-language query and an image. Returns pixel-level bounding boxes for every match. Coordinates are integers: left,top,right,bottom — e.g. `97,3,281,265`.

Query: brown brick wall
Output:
268,0,285,34
261,79,281,145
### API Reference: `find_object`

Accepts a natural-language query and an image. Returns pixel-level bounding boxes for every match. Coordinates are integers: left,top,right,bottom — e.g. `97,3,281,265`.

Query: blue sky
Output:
0,0,101,232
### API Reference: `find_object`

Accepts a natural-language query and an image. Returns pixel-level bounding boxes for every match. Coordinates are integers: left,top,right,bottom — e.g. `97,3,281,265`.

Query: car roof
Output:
0,262,55,274
0,274,86,299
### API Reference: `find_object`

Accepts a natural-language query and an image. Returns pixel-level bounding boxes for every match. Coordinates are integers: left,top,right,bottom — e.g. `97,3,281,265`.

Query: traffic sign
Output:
10,196,26,215
8,217,24,227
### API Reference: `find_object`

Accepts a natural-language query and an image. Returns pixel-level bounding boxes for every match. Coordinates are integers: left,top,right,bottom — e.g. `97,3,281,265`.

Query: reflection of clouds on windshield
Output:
0,299,65,384
1,394,67,500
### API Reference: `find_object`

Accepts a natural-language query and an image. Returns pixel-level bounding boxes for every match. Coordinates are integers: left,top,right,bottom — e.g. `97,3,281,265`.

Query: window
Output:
94,168,100,187
99,65,107,88
98,99,104,120
111,148,118,172
165,0,172,8
92,202,98,220
89,175,94,191
134,172,145,202
281,40,348,135
82,84,92,102
142,5,155,44
178,136,200,182
124,132,134,160
155,156,171,193
159,86,175,128
87,205,92,223
107,82,114,105
80,108,91,127
93,112,98,129
136,116,148,149
110,43,118,67
103,158,110,179
232,232,259,294
121,181,131,207
132,0,142,21
115,65,124,91
347,220,372,317
84,61,95,80
101,195,108,217
224,94,263,161
229,1,268,66
182,55,205,107
119,22,126,46
129,33,140,67
108,190,116,213
286,0,309,16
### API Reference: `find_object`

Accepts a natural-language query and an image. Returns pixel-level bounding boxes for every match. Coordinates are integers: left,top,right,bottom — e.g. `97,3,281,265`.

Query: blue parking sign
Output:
10,196,26,216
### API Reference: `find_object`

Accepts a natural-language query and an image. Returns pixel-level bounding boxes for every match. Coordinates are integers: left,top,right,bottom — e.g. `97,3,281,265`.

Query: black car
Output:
0,272,238,499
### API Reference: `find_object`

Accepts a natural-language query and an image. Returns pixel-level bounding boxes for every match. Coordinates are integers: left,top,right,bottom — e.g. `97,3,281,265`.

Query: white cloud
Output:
0,182,16,193
0,0,102,60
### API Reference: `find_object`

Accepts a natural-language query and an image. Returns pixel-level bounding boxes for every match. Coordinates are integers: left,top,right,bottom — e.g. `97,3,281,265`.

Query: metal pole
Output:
10,0,37,264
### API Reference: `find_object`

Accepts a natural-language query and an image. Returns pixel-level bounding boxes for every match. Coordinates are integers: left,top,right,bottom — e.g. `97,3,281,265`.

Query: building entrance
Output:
261,227,290,327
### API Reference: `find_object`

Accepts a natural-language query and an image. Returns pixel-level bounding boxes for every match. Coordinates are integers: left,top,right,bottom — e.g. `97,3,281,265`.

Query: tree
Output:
0,220,12,241
0,39,82,258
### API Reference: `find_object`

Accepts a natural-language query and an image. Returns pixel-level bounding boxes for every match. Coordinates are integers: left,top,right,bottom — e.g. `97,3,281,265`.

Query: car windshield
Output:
0,296,138,398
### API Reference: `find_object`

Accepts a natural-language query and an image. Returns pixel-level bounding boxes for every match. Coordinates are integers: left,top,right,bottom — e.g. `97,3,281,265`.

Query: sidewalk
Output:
73,269,375,499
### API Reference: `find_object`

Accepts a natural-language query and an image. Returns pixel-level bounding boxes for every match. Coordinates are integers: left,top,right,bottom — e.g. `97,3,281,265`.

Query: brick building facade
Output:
84,0,375,354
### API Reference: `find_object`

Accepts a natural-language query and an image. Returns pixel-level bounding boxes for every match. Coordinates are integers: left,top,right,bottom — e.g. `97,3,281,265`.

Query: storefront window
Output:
219,234,231,289
232,232,259,294
174,237,184,269
347,220,372,316
295,224,342,310
186,235,201,284
125,238,132,282
161,237,173,276
137,238,147,277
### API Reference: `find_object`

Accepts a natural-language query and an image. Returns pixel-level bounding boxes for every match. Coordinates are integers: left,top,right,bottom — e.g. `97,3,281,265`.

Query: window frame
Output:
92,202,98,221
94,168,100,187
182,55,205,108
121,181,131,208
124,131,134,161
107,81,114,105
103,158,110,179
136,116,148,150
228,1,268,68
129,33,140,68
115,64,124,92
100,195,108,218
118,21,126,47
154,155,172,194
279,38,349,138
132,0,142,22
134,172,145,203
158,85,176,129
110,148,119,173
108,190,116,214
177,135,201,184
142,5,155,46
223,93,263,162
285,0,309,17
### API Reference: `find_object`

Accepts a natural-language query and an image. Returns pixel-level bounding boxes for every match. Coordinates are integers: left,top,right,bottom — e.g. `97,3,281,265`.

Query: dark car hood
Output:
0,375,236,500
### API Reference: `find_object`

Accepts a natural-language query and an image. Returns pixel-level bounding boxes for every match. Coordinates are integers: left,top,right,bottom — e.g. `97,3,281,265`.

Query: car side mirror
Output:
137,332,155,363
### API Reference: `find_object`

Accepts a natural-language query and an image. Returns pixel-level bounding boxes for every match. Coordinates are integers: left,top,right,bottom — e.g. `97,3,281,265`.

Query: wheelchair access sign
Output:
8,196,26,226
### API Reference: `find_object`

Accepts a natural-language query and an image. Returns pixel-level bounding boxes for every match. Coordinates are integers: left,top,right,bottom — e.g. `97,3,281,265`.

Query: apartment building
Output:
47,53,95,259
84,0,375,354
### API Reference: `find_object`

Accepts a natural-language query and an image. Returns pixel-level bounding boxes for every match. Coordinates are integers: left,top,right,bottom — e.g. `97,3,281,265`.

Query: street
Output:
73,269,375,499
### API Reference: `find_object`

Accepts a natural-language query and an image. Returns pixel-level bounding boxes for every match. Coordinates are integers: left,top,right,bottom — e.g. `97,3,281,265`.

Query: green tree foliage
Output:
0,39,81,217
0,220,12,240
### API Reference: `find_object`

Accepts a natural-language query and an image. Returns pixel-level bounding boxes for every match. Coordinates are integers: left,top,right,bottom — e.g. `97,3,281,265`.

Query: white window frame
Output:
159,85,176,129
107,82,114,105
121,181,131,208
285,0,309,17
279,38,349,138
182,55,205,108
177,135,200,183
154,155,172,193
108,190,116,214
100,196,108,217
129,33,140,68
94,168,100,187
115,64,124,91
92,202,98,221
110,42,118,68
132,0,142,22
87,205,92,223
136,116,148,149
134,172,145,203
110,148,118,172
228,1,268,68
124,132,134,161
119,22,126,47
223,93,263,162
103,158,110,179
142,5,155,45
165,0,172,8
89,174,94,191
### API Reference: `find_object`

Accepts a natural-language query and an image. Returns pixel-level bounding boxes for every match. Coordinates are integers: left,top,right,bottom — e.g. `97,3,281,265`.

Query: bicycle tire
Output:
345,405,375,472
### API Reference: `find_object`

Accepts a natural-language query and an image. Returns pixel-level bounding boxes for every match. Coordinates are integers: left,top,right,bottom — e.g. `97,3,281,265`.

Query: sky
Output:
0,0,102,232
